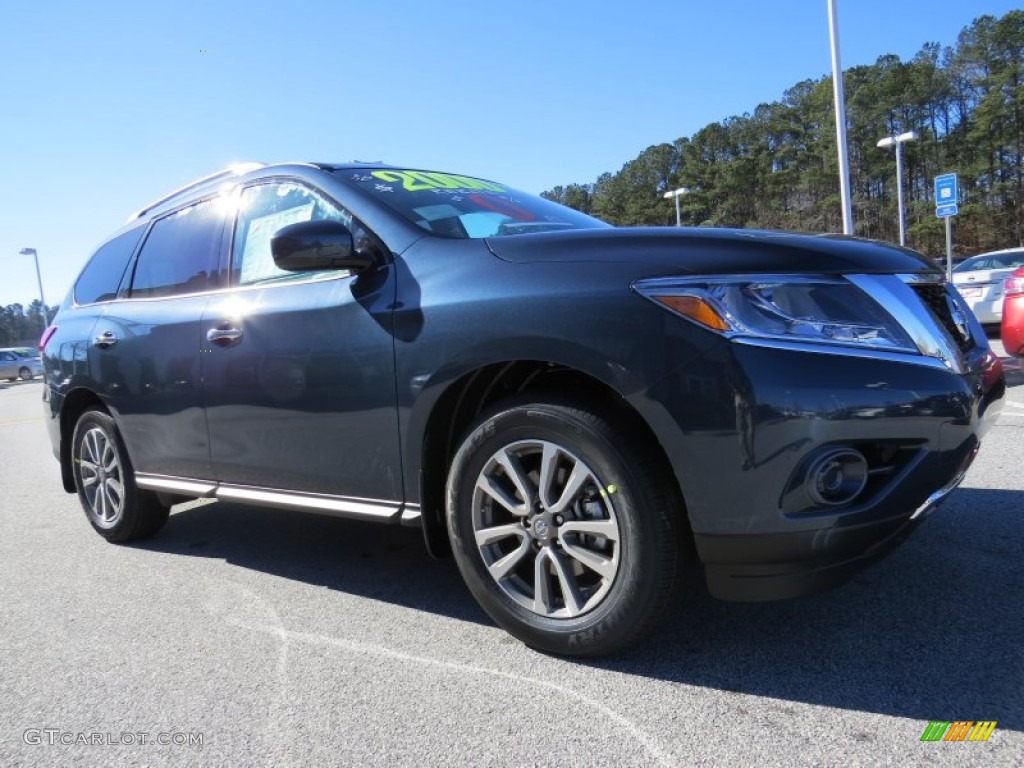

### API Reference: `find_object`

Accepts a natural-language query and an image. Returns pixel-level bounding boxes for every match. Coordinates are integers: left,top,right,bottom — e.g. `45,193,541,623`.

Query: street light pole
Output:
662,187,691,227
876,131,918,246
18,247,48,330
827,0,854,235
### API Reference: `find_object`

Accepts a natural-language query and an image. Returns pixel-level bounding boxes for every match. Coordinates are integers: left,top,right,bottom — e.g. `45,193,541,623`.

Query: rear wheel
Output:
18,366,33,381
447,398,682,657
71,409,170,541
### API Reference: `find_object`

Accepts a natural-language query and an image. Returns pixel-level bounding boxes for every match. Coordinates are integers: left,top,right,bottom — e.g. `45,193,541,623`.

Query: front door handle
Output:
207,326,243,346
92,331,118,349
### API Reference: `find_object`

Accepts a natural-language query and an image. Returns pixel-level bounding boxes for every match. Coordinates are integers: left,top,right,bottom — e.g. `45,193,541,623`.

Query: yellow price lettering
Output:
370,170,505,193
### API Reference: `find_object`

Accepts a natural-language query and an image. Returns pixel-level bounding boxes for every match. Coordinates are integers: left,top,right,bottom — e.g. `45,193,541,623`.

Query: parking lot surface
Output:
1,360,1022,767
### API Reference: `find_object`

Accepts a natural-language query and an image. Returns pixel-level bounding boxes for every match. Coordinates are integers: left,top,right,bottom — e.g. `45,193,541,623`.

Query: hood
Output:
485,227,939,275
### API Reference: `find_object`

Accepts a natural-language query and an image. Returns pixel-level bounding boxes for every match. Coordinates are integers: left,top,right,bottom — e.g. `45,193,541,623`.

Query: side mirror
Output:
270,220,374,272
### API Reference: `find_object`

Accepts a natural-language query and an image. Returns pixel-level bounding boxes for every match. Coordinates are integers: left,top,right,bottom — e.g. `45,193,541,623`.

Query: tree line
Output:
0,302,50,347
543,11,1024,257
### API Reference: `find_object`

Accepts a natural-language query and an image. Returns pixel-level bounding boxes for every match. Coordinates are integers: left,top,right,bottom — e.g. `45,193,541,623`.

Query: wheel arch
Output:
58,388,109,493
415,360,691,558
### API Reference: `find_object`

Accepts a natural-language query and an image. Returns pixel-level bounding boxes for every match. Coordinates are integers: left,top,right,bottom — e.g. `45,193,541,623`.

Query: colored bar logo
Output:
920,721,997,742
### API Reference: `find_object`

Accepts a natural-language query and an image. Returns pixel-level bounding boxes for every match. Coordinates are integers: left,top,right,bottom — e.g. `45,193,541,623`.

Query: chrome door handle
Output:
92,331,118,349
207,327,243,346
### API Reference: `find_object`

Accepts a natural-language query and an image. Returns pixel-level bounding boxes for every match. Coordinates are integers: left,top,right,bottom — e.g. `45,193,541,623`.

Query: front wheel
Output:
446,398,682,657
18,367,34,381
71,409,170,542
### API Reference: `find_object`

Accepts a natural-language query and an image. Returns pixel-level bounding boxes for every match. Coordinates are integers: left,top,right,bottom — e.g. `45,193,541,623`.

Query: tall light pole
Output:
827,0,853,235
18,247,48,330
662,187,691,227
876,131,917,246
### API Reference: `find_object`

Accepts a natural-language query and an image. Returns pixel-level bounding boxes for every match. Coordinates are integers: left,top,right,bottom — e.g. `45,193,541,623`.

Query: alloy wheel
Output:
78,427,124,528
471,439,621,619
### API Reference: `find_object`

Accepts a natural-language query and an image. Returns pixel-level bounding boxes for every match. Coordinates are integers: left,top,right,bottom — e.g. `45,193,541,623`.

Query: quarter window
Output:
74,227,145,304
129,199,226,298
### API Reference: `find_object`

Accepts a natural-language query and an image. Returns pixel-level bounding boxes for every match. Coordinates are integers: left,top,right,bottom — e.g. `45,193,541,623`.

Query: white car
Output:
952,247,1024,325
0,348,44,381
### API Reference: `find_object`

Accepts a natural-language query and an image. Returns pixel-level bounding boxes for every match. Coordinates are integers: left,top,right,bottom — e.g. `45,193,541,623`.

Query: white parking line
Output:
235,619,676,768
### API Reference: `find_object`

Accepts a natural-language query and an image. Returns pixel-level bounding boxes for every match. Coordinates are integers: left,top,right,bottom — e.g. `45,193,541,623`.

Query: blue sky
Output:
1,0,1019,310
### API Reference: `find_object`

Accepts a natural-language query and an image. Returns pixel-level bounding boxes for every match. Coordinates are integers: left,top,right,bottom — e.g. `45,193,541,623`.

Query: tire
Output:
18,367,33,381
446,397,682,657
71,409,170,542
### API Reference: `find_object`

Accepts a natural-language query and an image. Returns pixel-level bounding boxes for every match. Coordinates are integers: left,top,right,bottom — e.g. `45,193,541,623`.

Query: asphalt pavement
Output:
1,359,1021,767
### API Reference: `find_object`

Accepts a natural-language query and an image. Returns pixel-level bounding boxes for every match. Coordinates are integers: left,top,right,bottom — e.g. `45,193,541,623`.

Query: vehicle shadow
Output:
986,327,1023,387
0,378,40,390
135,486,1023,731
1001,356,1023,388
590,486,1024,732
134,500,488,625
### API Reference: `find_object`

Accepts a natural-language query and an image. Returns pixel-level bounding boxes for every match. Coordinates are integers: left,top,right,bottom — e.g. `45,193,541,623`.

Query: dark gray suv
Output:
41,162,1005,655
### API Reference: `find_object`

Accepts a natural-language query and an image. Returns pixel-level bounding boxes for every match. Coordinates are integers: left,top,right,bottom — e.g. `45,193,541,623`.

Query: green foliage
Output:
0,302,50,346
543,10,1024,256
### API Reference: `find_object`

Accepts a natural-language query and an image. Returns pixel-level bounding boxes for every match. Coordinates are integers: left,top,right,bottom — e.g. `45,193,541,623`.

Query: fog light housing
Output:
806,449,869,507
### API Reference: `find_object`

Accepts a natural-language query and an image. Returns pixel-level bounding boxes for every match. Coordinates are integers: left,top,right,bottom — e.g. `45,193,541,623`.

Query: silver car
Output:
952,248,1024,324
0,348,43,381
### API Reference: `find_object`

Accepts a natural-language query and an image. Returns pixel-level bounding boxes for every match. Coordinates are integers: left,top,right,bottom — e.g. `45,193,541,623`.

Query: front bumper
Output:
638,332,1005,602
696,439,979,601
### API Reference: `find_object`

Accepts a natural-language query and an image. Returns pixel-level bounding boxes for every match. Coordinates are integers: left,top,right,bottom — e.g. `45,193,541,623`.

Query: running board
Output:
135,474,421,527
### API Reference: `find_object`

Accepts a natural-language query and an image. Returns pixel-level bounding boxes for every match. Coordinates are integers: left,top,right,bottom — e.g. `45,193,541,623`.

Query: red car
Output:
1002,266,1024,357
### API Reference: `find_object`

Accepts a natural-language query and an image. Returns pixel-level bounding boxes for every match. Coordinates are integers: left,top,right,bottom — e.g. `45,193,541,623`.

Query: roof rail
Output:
127,162,265,222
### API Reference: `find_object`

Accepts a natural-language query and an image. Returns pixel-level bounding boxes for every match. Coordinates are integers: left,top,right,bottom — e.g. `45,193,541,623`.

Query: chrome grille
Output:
910,283,976,354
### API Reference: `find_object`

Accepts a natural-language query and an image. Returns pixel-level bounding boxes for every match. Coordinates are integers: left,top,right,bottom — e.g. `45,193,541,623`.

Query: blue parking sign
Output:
935,174,958,218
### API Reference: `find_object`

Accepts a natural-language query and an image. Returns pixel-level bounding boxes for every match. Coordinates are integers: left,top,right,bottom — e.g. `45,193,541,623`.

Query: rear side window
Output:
74,228,145,304
129,199,225,298
996,253,1024,269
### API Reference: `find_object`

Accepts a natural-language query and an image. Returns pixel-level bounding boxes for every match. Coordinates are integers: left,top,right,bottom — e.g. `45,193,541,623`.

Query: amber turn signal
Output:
652,295,730,331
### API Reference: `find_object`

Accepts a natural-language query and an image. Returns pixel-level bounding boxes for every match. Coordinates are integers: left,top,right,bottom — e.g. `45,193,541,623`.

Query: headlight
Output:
634,275,918,354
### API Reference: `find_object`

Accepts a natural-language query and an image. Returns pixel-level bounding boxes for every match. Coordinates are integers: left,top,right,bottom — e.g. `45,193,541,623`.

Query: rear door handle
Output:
207,326,243,346
92,331,118,349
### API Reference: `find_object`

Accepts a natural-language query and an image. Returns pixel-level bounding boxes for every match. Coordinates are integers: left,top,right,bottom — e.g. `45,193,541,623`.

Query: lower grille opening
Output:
857,441,921,500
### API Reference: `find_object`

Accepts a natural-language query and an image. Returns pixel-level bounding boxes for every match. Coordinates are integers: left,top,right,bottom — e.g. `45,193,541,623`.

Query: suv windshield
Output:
336,169,608,239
